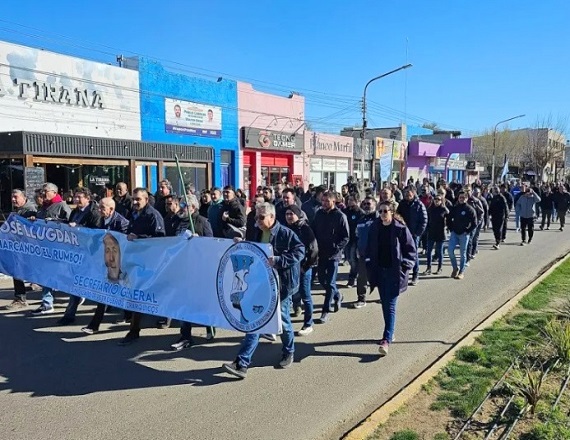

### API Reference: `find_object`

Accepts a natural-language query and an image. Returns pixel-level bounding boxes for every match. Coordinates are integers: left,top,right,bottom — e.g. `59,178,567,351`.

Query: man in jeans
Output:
554,184,570,231
312,191,349,324
31,183,71,316
353,196,378,308
516,187,541,245
447,191,477,280
222,203,304,379
343,194,364,287
4,189,37,310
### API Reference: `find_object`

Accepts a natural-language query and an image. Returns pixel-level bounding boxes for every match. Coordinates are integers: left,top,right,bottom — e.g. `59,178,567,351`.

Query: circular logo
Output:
217,241,279,333
258,134,271,148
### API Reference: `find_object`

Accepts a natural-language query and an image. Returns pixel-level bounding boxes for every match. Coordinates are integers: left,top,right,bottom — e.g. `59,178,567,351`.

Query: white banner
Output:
164,98,222,138
0,215,280,334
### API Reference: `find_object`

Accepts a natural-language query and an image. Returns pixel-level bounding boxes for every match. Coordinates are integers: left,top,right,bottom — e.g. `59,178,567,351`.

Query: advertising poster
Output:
164,98,222,138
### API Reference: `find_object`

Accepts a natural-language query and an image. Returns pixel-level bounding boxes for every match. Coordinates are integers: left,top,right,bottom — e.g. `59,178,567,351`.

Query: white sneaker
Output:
260,334,277,342
78,297,86,306
31,305,55,315
297,326,314,336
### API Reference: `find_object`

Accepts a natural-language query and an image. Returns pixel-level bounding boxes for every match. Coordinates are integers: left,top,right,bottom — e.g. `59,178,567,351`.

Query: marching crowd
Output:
4,175,570,379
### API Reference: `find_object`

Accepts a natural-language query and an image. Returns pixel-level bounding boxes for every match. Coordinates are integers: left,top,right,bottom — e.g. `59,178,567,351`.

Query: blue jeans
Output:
468,223,482,259
236,295,295,368
292,268,314,327
41,286,54,308
515,209,520,229
412,236,421,277
346,242,358,282
448,232,469,273
378,268,398,343
318,258,340,313
426,239,444,269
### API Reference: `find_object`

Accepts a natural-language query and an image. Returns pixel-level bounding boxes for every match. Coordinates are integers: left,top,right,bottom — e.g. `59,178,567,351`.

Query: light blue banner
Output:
0,215,280,334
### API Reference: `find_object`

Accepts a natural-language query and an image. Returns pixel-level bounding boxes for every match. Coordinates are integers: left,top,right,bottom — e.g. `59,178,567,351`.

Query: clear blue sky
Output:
0,0,568,136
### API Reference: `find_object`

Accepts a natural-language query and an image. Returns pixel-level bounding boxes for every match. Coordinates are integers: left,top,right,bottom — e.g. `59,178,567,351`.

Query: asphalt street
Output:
1,220,569,440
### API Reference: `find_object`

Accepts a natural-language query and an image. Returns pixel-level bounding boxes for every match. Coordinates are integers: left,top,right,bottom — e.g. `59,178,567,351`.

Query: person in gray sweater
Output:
515,187,541,245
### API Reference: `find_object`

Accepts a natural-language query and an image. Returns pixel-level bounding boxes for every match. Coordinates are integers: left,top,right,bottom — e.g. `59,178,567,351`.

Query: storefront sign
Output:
316,139,352,154
88,175,111,186
322,158,337,171
243,128,304,153
0,41,141,140
336,159,350,171
7,78,104,108
164,98,222,138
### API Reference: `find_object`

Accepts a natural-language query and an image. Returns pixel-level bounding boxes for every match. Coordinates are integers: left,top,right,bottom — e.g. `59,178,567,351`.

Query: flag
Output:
500,159,509,181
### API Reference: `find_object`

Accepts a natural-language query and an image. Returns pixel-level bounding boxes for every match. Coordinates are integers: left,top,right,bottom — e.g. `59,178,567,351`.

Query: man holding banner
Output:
119,188,165,346
223,202,304,379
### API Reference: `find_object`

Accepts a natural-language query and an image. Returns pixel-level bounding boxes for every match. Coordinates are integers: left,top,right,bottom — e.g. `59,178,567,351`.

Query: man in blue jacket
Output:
223,202,304,379
396,187,427,285
353,196,378,308
312,191,349,323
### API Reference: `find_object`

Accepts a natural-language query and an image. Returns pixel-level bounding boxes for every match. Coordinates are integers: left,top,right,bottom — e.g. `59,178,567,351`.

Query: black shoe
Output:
115,318,131,325
333,295,343,313
278,353,294,369
291,305,301,317
346,280,355,288
206,327,216,340
434,267,443,275
57,317,75,326
118,331,139,346
316,313,330,324
170,337,194,351
223,361,247,379
409,276,418,286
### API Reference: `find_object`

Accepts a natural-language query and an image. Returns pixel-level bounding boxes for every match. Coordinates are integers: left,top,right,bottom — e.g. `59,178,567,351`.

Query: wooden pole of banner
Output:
174,154,196,234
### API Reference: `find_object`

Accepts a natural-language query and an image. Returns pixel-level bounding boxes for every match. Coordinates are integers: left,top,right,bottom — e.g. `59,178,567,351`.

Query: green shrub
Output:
456,346,484,363
433,434,449,440
389,430,419,440
543,318,570,363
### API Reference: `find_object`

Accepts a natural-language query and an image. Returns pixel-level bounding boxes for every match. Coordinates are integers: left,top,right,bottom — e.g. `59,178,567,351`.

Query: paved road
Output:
1,221,569,440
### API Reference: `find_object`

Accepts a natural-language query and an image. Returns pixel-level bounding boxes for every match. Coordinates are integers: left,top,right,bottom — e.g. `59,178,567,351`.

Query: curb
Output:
343,252,570,440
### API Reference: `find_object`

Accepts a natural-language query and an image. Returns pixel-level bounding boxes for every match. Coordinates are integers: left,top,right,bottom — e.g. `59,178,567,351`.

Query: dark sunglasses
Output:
378,209,391,214
434,198,442,201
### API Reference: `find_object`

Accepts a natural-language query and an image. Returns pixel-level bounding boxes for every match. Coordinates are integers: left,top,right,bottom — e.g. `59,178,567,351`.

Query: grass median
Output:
367,256,570,440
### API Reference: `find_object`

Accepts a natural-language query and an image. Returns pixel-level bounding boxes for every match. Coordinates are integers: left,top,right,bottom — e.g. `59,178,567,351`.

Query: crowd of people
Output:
3,174,570,379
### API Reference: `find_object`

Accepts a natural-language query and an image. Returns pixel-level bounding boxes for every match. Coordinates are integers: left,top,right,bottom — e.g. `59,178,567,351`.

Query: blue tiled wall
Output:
138,57,239,189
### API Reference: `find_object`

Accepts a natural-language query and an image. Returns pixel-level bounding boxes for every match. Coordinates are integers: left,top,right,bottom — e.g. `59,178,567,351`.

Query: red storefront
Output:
241,127,304,200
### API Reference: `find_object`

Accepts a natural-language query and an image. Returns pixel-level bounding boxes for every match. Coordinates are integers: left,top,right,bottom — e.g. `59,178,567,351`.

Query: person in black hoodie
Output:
57,187,102,325
220,185,247,238
554,184,570,231
343,194,364,287
301,185,325,224
199,191,211,218
163,195,191,237
489,187,509,249
353,196,378,308
312,191,349,324
539,185,555,230
285,204,318,336
447,191,477,280
499,184,513,241
423,195,448,275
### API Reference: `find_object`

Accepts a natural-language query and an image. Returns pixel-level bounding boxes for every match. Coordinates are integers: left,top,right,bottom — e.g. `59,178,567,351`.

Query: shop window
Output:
0,159,24,216
165,164,207,194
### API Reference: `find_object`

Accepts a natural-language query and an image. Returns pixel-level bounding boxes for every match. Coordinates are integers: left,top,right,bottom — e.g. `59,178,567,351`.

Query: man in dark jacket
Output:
396,187,427,285
220,186,246,238
169,194,215,350
424,195,448,275
468,187,486,258
154,179,174,218
81,197,130,335
500,184,514,241
554,184,570,231
343,194,364,287
353,196,378,308
285,204,318,336
57,187,103,325
539,185,555,230
223,202,304,379
312,191,349,324
163,195,191,237
208,188,224,238
489,187,508,249
30,182,72,316
276,188,301,224
114,182,132,218
301,185,325,225
119,188,165,346
4,189,37,310
447,191,477,280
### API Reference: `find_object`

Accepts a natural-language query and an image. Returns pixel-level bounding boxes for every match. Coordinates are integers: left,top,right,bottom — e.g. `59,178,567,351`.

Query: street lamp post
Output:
491,114,525,183
361,64,412,184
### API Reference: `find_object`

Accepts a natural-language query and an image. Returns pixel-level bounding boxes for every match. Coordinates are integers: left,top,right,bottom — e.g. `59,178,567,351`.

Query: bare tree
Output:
472,127,527,180
520,114,568,182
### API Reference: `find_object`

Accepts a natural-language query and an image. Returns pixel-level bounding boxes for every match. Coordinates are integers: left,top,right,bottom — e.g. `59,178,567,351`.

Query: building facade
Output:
138,57,239,192
305,132,352,190
238,82,305,200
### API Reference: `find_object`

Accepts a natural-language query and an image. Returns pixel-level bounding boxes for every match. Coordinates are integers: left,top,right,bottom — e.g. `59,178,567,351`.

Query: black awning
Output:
0,131,213,163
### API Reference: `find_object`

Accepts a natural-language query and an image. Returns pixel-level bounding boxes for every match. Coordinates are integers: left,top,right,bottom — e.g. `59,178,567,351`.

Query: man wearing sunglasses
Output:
447,191,477,280
223,202,304,378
